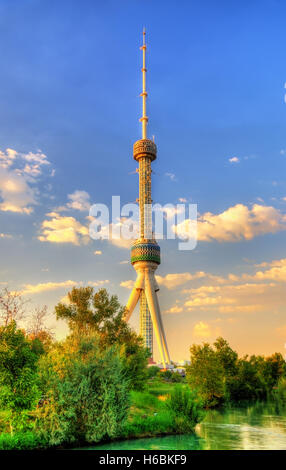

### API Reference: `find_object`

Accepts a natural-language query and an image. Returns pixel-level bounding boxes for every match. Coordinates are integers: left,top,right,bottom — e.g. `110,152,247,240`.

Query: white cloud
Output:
173,203,286,243
87,280,109,287
0,148,52,214
21,280,78,295
165,172,177,181
20,279,109,295
193,321,221,338
120,280,134,289
164,305,183,314
0,233,13,239
228,157,240,163
156,271,207,289
0,168,36,214
67,190,91,211
38,212,89,245
180,258,286,316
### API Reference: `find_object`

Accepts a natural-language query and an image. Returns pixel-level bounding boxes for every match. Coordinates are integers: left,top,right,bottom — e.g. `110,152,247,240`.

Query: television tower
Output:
124,29,171,368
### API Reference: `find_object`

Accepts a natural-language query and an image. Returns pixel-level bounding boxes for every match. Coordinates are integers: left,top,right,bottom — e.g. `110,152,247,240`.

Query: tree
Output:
186,343,226,407
55,287,149,389
36,335,130,446
27,306,54,352
0,288,27,326
228,356,266,401
0,321,40,434
214,337,238,376
249,352,286,394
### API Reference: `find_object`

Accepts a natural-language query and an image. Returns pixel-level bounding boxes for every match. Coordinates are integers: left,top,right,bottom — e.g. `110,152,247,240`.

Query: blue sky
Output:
0,0,286,361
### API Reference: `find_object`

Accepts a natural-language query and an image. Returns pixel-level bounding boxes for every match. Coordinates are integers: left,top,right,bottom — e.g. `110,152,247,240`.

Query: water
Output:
86,401,286,450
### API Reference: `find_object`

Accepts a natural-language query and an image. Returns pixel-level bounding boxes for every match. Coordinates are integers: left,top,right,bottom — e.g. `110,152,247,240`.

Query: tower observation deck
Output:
124,30,170,368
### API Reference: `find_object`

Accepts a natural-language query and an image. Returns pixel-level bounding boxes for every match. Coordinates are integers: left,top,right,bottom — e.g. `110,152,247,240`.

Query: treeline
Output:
1,286,286,449
0,287,203,450
186,337,286,407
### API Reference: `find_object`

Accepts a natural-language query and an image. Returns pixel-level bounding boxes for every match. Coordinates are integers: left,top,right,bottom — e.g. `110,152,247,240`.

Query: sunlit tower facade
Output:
124,30,171,368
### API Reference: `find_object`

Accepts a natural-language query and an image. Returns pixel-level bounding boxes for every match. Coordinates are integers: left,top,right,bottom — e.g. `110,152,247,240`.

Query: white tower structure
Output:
124,30,171,368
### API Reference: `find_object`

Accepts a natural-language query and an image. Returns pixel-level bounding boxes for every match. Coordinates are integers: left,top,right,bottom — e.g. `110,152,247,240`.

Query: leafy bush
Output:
147,366,161,378
0,322,41,434
166,385,204,432
0,431,47,450
170,372,186,383
276,377,286,402
55,287,149,390
36,335,130,446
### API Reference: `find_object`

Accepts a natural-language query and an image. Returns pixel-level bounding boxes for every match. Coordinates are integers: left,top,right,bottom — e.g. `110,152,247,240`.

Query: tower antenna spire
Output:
140,27,148,139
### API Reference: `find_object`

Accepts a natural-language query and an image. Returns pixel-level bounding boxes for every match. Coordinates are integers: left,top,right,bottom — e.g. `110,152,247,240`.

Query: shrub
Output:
166,385,204,432
0,322,41,434
147,366,161,378
35,335,130,446
276,377,286,402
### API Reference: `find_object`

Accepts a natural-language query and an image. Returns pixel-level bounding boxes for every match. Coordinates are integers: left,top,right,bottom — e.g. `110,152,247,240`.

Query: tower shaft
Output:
139,291,153,354
139,156,152,239
124,30,171,367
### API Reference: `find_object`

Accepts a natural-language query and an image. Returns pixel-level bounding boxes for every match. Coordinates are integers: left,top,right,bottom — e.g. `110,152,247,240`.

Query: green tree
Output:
214,337,238,376
0,321,40,434
36,335,130,446
186,343,225,407
55,287,149,389
214,337,238,400
228,356,266,401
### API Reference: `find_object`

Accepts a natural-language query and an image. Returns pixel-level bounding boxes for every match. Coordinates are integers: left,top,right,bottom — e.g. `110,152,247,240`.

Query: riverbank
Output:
1,385,286,450
0,379,201,450
84,400,286,450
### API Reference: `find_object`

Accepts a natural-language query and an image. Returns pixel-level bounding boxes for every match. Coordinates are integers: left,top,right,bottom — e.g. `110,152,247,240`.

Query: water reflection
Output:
197,401,286,450
84,401,286,450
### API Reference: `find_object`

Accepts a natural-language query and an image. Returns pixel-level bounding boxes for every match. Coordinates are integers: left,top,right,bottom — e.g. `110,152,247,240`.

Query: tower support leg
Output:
145,272,166,368
124,287,141,323
153,290,171,364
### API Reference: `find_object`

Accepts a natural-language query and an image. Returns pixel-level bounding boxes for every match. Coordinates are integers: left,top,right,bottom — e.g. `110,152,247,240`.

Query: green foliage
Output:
55,287,127,340
276,377,286,402
187,343,226,407
36,335,130,446
170,372,186,383
227,357,266,401
249,353,286,393
55,288,149,390
147,366,161,378
166,385,204,432
122,410,175,438
0,431,47,450
214,337,238,377
187,337,286,407
0,322,41,433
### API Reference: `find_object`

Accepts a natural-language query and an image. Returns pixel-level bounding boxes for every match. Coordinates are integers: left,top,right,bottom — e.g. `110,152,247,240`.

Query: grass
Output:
0,431,47,450
120,379,190,439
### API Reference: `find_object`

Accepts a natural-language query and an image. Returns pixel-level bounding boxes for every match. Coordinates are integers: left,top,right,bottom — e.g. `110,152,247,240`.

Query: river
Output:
87,401,286,450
